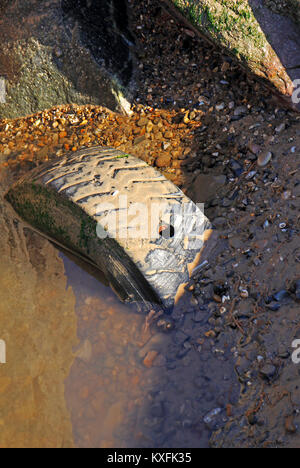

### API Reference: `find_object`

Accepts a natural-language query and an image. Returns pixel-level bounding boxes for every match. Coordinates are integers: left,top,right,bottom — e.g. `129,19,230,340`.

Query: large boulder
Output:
164,0,300,110
0,0,135,119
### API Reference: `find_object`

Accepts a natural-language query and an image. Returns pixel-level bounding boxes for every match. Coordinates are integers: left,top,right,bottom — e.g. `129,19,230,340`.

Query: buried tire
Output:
6,146,212,311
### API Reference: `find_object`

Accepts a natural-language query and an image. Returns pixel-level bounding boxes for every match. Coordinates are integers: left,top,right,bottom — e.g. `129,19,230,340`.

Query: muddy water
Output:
0,194,77,448
0,166,239,449
62,250,240,448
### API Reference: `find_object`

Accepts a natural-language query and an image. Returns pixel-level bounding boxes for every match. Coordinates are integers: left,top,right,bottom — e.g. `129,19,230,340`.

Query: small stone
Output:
54,47,63,58
137,117,149,127
162,141,171,150
275,123,285,133
278,346,290,359
216,102,225,111
213,217,227,228
282,190,292,200
164,131,173,139
230,159,244,177
257,151,272,167
134,135,146,146
156,155,171,168
182,116,189,126
234,106,247,117
285,415,297,434
266,302,281,311
205,330,216,338
273,290,290,302
240,289,249,299
259,364,276,380
248,142,261,155
213,294,222,303
203,408,222,425
190,296,198,306
156,317,175,332
143,351,159,368
295,281,300,301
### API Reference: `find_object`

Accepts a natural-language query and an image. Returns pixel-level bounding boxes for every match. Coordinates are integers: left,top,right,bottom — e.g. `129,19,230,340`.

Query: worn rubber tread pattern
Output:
6,147,211,309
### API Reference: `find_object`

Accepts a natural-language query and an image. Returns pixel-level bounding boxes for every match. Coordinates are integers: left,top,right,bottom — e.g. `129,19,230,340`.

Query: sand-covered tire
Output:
6,146,212,311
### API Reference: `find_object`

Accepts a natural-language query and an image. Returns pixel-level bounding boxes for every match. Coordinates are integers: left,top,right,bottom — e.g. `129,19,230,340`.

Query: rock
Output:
165,0,300,111
240,289,249,299
0,0,135,118
164,131,174,139
213,217,227,228
257,151,273,167
266,302,281,311
248,142,261,155
229,237,243,250
260,364,277,380
294,280,300,301
156,155,172,168
162,142,171,150
216,102,225,111
133,135,146,146
234,106,247,117
282,190,292,200
143,350,159,368
203,407,222,425
156,316,175,332
229,159,244,177
285,415,297,434
137,117,149,127
273,290,290,302
275,123,286,133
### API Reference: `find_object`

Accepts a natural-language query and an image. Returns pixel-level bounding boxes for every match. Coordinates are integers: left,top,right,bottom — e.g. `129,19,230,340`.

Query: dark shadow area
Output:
248,0,300,104
61,0,135,86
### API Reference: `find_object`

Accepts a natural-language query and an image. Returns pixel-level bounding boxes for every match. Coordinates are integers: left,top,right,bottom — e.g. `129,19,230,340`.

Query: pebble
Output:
294,281,300,301
245,170,257,180
216,103,225,111
240,289,249,299
273,290,290,302
162,142,171,150
259,364,276,380
282,190,291,200
137,117,149,127
248,142,261,155
156,155,171,168
234,106,247,117
203,408,222,425
285,415,297,434
156,317,175,332
143,351,159,368
275,123,285,133
257,151,272,167
266,302,281,311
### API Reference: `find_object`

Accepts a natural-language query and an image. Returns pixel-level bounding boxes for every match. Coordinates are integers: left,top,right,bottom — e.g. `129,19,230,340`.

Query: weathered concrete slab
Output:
0,0,135,119
164,0,300,110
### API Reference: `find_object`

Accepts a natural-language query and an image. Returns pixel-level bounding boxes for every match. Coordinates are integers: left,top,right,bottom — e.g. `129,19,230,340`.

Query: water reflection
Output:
62,251,239,448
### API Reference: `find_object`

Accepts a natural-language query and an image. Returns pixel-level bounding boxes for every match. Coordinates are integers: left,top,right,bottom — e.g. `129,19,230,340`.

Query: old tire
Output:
6,146,212,311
